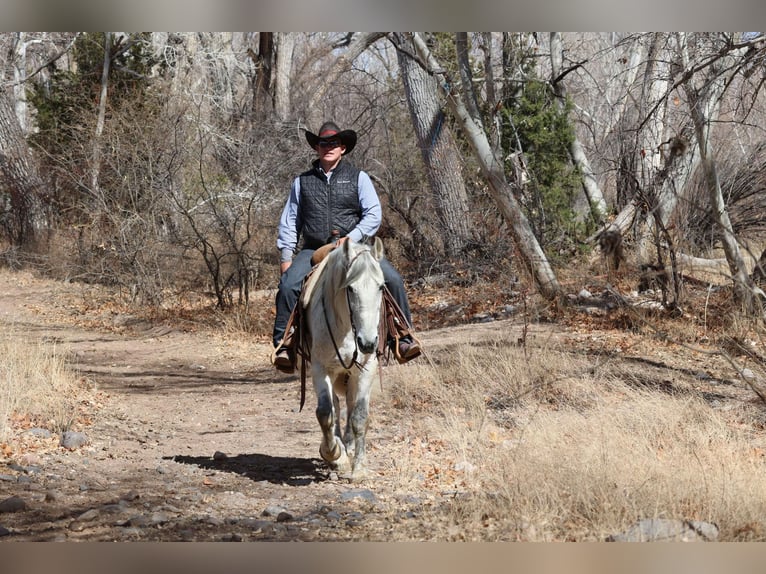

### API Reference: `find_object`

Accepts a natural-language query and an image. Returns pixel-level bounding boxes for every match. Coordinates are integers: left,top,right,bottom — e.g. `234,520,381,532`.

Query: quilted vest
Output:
299,159,362,250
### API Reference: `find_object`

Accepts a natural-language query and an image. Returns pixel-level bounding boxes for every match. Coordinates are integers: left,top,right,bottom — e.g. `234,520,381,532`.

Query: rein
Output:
321,288,361,370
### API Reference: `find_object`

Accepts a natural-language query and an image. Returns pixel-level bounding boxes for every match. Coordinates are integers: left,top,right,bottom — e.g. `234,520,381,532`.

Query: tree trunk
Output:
680,33,762,312
253,32,273,119
395,34,473,254
273,33,295,121
687,85,754,308
410,33,561,300
91,32,111,193
455,33,483,128
549,32,607,223
0,85,45,246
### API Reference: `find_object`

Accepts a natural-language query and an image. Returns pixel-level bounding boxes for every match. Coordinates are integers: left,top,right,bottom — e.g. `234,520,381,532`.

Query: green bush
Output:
503,79,588,261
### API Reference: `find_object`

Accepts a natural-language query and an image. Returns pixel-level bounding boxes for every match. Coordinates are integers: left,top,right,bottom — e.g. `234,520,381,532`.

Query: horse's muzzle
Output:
357,336,378,355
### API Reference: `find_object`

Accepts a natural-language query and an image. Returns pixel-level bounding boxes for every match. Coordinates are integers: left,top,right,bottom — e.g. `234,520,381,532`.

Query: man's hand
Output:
280,261,292,275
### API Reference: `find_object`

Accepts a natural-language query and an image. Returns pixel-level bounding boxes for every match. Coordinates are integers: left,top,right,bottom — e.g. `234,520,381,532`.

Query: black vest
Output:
299,159,362,250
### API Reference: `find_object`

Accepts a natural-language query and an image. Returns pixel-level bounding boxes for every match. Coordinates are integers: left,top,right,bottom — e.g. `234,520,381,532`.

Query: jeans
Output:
272,248,413,348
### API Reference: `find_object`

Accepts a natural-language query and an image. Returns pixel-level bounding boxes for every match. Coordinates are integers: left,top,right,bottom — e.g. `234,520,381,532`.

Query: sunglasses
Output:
318,140,342,149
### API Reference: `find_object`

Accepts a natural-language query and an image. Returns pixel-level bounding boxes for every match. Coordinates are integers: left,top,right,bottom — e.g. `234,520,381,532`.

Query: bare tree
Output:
549,32,607,223
0,84,46,248
303,32,387,127
392,33,473,254
679,32,766,311
408,32,561,300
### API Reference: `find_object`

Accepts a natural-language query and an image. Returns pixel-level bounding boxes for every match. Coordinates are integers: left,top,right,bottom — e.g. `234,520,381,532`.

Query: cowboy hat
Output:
304,121,357,155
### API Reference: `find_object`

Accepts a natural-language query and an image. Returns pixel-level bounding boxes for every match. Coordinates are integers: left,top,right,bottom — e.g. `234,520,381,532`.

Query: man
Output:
272,121,420,372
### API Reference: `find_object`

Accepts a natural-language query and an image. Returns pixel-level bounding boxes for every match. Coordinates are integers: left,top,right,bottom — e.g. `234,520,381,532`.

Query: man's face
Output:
316,139,346,162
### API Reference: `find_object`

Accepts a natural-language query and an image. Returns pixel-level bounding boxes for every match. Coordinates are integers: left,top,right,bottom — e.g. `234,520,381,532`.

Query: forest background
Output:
5,33,766,543
3,32,766,318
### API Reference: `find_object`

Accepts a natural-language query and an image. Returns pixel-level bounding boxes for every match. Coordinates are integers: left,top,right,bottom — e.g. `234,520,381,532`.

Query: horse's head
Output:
338,238,385,355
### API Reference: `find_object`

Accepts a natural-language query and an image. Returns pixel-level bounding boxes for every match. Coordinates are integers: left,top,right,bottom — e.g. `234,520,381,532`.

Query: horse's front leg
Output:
314,366,350,471
348,364,377,480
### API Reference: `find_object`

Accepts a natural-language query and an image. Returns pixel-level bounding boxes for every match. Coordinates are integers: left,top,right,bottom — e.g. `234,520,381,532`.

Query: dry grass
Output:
383,330,766,541
0,326,88,443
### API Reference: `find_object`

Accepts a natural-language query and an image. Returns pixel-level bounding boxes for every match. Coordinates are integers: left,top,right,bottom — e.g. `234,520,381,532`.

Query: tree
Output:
407,32,561,300
393,33,473,254
679,32,766,312
303,32,387,128
273,33,295,121
549,32,607,224
0,84,46,248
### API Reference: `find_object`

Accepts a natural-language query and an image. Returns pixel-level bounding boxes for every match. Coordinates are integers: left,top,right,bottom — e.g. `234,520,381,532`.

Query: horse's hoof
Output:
330,452,351,472
320,437,347,463
320,442,340,462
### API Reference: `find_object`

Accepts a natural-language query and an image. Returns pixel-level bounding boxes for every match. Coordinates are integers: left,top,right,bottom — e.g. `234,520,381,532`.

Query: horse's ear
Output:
372,236,384,261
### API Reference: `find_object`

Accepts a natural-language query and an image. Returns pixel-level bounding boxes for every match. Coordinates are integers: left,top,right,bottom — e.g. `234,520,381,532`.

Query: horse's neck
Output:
320,260,352,330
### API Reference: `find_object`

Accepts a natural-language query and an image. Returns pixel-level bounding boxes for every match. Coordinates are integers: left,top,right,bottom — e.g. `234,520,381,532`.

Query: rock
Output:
76,508,100,522
276,511,293,523
0,525,10,537
213,451,228,461
45,490,62,502
69,520,87,532
607,518,719,542
221,532,242,541
125,511,170,527
262,505,287,517
60,431,88,450
121,490,140,502
24,428,52,439
101,502,130,514
238,518,272,530
454,460,477,473
204,515,224,526
340,489,377,503
0,496,27,513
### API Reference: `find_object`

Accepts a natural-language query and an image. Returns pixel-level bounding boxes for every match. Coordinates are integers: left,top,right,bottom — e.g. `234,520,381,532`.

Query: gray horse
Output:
302,238,385,480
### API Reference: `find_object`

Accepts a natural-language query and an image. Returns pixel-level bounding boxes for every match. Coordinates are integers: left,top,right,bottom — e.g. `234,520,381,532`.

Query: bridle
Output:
321,250,379,371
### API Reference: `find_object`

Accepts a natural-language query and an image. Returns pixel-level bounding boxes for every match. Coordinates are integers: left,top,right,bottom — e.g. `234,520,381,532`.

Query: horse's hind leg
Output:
314,372,350,471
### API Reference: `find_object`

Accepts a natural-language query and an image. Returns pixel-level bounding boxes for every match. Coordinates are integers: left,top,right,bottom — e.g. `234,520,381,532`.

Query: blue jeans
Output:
272,248,413,348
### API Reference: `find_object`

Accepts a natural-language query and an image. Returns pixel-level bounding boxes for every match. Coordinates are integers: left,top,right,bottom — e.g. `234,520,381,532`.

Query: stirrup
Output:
271,345,296,374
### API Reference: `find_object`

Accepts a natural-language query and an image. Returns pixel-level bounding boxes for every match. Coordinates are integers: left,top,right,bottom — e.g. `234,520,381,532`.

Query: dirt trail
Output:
0,270,526,542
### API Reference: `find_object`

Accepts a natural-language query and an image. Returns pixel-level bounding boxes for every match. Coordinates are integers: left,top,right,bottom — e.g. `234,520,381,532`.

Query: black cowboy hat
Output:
304,121,357,155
